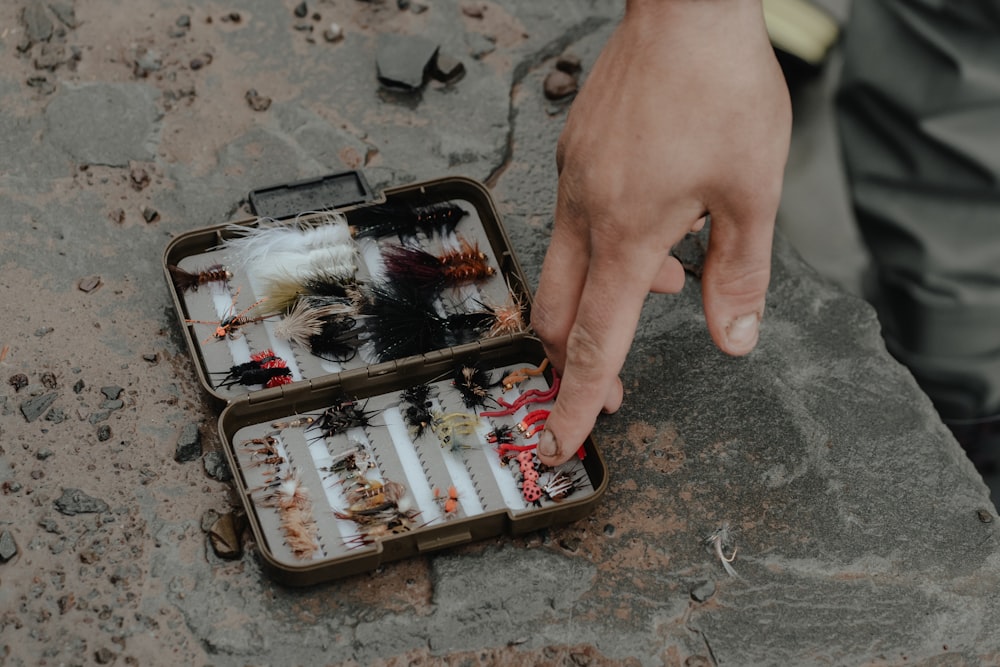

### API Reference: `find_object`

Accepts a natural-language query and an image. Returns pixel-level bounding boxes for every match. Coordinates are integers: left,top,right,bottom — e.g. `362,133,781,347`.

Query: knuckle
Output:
564,320,607,379
529,300,560,345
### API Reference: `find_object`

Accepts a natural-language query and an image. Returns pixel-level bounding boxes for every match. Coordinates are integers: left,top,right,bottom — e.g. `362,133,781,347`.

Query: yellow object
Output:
763,0,841,66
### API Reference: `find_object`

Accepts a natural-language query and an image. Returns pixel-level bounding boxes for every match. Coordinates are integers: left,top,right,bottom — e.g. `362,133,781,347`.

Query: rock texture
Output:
0,0,997,665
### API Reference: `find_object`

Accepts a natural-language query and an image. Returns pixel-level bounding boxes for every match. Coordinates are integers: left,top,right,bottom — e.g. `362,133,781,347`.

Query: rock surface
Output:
0,1,997,666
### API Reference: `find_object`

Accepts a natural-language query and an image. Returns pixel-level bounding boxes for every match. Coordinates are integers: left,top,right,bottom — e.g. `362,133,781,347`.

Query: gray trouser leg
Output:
836,0,1000,430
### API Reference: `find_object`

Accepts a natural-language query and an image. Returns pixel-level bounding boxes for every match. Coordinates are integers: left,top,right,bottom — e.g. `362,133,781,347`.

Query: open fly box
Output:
163,172,608,585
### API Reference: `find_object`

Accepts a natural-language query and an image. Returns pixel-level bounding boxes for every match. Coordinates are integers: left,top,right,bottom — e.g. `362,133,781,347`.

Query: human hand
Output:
531,0,792,465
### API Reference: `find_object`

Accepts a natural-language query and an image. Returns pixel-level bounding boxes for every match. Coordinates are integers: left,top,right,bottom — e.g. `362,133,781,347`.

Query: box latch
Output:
248,170,377,220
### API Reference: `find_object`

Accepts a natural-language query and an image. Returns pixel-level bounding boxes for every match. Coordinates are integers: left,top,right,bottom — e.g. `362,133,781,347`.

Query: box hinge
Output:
246,384,287,405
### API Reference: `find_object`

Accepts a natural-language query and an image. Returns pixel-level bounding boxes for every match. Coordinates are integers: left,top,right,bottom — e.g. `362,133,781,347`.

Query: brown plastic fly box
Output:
163,172,608,585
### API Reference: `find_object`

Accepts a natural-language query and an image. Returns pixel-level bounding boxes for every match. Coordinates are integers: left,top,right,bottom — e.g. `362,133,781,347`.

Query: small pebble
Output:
323,22,344,42
690,580,716,602
40,372,57,389
978,509,994,523
203,451,232,482
54,488,109,516
9,374,29,391
130,166,150,190
208,513,243,559
0,530,18,561
293,1,308,18
21,392,57,423
175,423,202,463
77,275,102,293
94,648,116,665
543,69,578,100
101,386,123,400
555,53,582,75
142,207,160,223
245,89,272,111
559,536,581,552
97,425,111,442
73,379,85,393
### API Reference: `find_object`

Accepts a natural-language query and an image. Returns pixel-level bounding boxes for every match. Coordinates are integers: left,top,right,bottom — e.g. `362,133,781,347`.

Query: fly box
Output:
163,172,607,586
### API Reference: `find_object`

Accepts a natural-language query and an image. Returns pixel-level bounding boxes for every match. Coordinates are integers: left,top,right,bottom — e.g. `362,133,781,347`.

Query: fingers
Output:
536,243,658,466
701,206,776,356
648,254,686,295
532,218,589,376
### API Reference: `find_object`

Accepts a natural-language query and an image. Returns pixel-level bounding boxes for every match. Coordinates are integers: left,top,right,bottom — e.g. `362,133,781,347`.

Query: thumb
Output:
701,210,775,356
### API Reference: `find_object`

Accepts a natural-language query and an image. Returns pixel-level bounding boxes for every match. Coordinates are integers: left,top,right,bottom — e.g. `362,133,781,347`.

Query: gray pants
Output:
837,0,1000,438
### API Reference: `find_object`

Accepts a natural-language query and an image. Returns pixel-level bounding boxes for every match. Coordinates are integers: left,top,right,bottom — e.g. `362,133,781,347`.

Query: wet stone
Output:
175,423,202,463
690,580,716,602
54,488,109,516
376,33,439,90
203,451,232,482
21,392,57,422
0,530,17,561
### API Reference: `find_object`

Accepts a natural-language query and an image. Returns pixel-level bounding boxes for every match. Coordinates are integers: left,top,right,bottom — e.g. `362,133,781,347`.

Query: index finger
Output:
536,237,664,465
